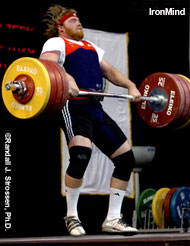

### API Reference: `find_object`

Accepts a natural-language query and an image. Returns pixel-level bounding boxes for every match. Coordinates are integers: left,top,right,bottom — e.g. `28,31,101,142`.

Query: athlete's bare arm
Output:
40,51,79,97
100,59,141,101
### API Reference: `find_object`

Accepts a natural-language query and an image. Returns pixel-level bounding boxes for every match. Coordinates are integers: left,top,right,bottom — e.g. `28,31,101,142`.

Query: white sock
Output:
65,186,81,218
106,187,126,220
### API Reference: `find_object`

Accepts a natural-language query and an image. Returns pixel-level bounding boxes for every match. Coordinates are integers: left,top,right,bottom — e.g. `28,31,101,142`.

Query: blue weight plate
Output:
170,187,190,227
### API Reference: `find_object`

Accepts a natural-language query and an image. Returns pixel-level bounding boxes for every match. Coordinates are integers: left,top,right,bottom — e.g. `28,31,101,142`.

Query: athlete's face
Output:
62,17,84,40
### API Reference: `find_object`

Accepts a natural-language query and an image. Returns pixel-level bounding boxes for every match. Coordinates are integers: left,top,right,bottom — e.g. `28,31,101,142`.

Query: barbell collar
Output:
5,82,21,91
5,81,27,95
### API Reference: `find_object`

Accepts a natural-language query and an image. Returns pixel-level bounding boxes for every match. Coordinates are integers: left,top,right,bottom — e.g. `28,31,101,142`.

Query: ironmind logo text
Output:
149,8,185,16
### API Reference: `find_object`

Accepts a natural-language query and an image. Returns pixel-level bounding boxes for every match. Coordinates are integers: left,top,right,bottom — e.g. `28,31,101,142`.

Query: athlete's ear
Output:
57,24,65,34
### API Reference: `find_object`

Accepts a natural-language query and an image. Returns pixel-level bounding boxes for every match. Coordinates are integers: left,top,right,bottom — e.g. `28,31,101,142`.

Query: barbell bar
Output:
77,90,167,104
1,57,190,128
5,83,166,104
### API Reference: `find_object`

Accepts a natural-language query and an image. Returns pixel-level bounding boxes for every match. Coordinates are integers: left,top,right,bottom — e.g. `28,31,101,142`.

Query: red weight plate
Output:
37,59,57,113
52,62,68,113
46,62,64,113
163,187,179,227
12,74,35,104
178,76,190,126
176,75,190,127
177,76,190,125
137,73,183,128
169,74,188,128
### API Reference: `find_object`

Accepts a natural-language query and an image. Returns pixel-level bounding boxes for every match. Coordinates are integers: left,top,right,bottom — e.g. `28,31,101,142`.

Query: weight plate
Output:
170,187,190,228
168,74,186,127
152,187,170,228
137,188,156,227
170,75,190,128
36,59,68,115
53,62,68,113
178,76,190,126
45,60,67,114
38,59,57,113
177,75,190,128
137,73,183,128
50,62,65,113
2,57,51,119
163,187,179,227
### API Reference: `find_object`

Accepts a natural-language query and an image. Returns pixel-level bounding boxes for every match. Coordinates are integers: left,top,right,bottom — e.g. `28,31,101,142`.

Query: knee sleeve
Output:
66,146,92,179
112,150,135,182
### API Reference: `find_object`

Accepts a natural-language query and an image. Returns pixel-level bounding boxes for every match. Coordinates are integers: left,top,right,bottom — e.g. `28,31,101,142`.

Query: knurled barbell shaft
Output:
78,91,166,104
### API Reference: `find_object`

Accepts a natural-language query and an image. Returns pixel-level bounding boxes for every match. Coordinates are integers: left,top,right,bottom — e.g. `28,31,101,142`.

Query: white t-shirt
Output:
40,37,105,66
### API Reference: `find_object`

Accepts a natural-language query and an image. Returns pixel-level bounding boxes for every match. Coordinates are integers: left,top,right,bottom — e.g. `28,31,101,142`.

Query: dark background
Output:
0,0,189,237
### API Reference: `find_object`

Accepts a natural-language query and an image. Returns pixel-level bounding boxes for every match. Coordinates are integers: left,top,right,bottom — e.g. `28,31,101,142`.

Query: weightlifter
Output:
40,4,141,236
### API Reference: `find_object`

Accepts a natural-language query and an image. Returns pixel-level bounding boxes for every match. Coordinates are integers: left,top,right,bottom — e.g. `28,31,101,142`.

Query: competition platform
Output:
0,232,190,246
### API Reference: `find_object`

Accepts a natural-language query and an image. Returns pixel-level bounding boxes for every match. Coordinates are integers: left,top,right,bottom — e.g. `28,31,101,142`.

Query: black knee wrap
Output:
66,146,92,179
112,150,135,181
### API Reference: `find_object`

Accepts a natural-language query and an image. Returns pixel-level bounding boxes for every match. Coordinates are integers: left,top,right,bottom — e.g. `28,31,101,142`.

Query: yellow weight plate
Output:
2,57,51,119
179,75,190,82
152,187,170,228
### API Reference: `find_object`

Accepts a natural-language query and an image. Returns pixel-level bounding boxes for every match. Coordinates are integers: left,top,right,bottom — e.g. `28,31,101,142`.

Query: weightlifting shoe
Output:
102,217,138,235
64,216,86,236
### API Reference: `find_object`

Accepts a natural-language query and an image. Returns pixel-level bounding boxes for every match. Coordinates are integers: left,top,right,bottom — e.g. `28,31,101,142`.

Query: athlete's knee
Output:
111,150,136,181
66,146,92,179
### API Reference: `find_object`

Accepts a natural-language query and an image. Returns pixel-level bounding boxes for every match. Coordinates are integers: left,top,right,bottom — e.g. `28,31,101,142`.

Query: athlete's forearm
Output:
66,72,79,97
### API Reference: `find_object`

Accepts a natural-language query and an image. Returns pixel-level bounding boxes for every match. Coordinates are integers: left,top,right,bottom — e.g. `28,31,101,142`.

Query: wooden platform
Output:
0,233,190,246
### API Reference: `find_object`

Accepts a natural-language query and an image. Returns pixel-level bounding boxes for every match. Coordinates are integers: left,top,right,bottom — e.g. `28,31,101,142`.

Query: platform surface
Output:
0,233,190,246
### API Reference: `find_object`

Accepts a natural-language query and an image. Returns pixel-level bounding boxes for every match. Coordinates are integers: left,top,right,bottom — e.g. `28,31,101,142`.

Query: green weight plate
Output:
137,188,156,227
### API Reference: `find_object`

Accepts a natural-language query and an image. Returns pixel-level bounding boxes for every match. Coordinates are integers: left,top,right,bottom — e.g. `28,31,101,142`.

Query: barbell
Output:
1,57,190,128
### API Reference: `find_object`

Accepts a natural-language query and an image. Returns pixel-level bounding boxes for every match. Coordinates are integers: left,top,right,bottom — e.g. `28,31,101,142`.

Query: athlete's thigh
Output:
60,101,94,144
69,135,92,149
92,111,127,157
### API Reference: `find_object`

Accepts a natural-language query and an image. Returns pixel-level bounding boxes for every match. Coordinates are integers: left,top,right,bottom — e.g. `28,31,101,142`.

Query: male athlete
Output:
40,4,141,236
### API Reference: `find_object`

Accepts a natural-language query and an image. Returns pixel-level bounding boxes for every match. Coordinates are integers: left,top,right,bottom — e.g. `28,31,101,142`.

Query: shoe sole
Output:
101,228,138,236
70,232,86,237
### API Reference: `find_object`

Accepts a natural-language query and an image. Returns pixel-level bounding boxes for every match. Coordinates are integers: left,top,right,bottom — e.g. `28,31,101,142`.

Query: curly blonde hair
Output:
43,4,77,38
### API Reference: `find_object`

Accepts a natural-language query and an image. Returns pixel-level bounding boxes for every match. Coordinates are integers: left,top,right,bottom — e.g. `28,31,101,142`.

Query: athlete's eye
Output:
69,18,77,23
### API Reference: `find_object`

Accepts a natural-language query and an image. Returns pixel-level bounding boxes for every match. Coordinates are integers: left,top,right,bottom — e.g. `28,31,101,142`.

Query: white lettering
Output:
141,101,147,110
140,85,150,110
158,77,166,87
143,195,154,204
166,91,175,116
16,65,37,75
143,84,150,97
151,113,159,123
36,87,43,96
149,8,185,16
11,101,32,111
